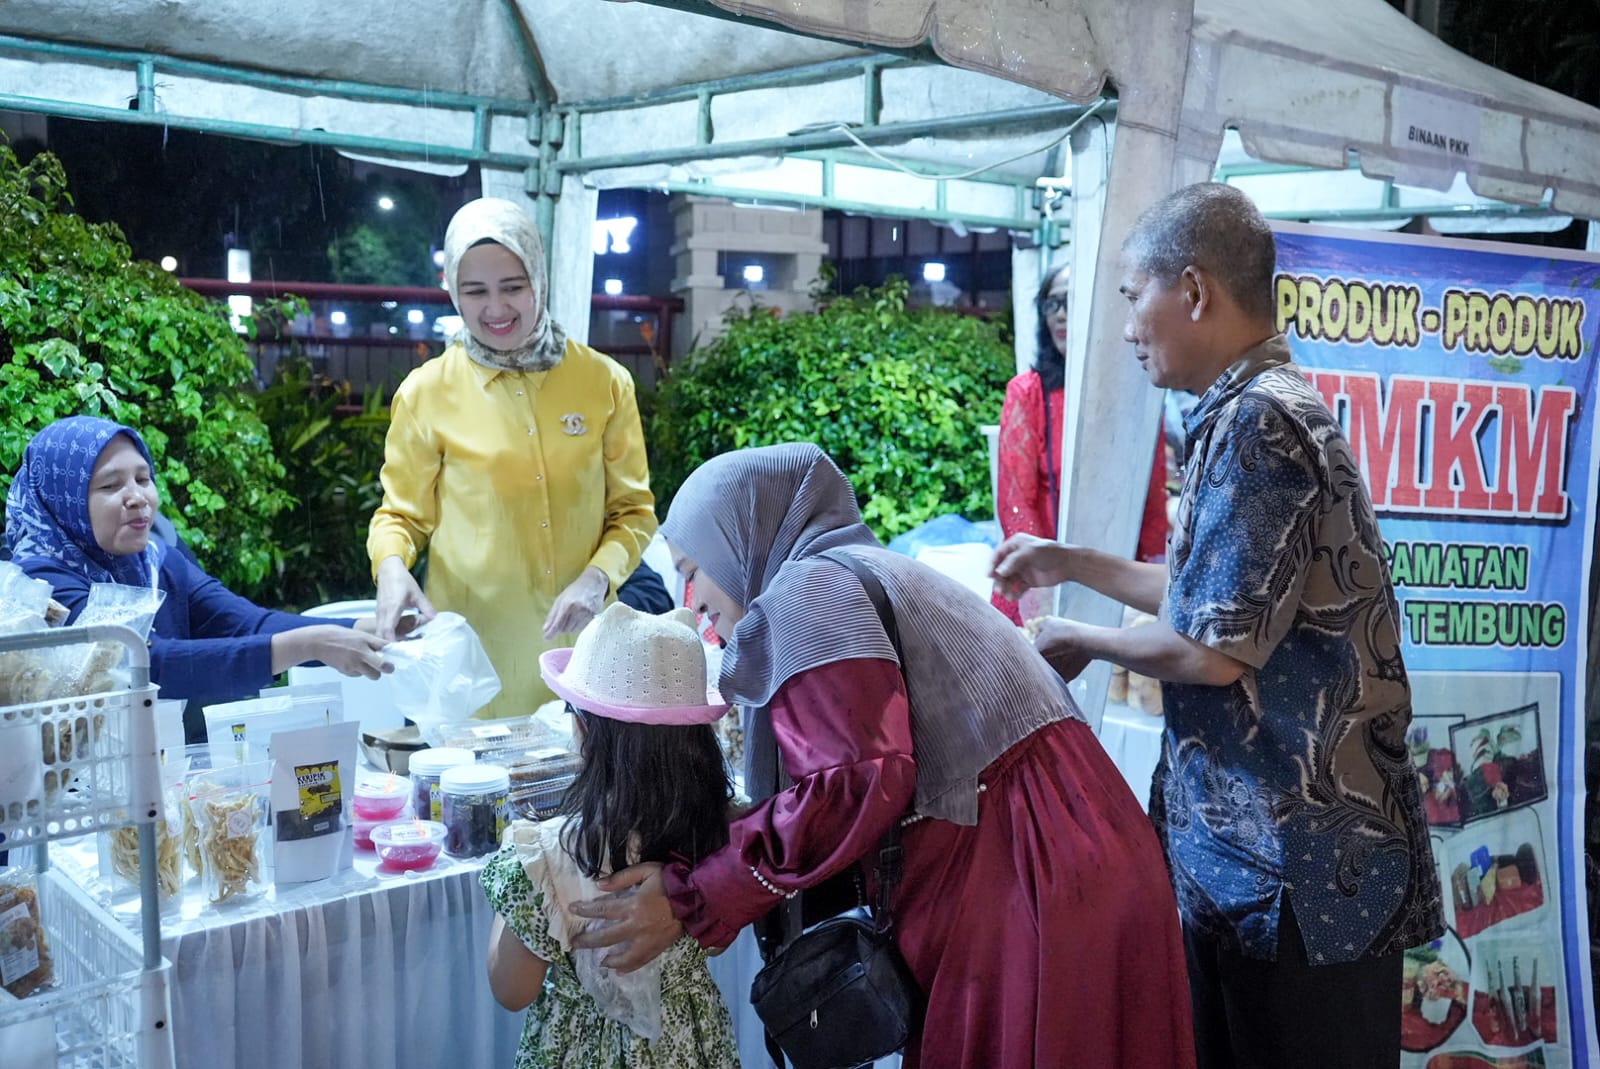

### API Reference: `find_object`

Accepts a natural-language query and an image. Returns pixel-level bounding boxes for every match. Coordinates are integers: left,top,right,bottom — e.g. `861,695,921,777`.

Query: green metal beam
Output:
0,33,535,112
1213,155,1360,180
790,148,1031,189
655,179,1038,231
0,90,538,167
559,100,1099,174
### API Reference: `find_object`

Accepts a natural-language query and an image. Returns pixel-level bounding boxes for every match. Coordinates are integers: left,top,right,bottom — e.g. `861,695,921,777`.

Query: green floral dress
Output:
480,821,740,1069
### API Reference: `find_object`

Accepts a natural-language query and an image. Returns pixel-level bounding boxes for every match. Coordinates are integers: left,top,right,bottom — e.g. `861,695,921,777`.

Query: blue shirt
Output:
22,552,345,743
1155,335,1443,964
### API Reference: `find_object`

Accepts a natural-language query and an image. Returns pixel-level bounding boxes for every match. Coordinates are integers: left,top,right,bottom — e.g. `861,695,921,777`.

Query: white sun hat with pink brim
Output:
539,602,730,725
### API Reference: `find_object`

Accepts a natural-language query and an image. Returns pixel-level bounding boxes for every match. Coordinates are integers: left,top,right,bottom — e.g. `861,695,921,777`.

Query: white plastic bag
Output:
385,612,501,728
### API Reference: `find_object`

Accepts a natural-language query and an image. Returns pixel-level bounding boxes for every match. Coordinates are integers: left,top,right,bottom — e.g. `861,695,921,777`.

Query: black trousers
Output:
1184,899,1402,1069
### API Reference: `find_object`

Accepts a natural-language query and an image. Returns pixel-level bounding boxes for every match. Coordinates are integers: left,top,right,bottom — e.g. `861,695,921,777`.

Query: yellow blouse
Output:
368,340,657,717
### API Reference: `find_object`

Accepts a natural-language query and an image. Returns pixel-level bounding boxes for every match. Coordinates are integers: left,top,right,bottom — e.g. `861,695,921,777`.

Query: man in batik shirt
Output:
992,183,1442,1069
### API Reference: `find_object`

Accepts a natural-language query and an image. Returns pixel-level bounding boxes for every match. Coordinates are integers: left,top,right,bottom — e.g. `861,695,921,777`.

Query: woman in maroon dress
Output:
570,443,1195,1069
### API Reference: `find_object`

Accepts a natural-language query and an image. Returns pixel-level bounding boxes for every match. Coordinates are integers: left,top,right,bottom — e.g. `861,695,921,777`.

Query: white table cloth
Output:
53,838,783,1069
1095,700,1166,811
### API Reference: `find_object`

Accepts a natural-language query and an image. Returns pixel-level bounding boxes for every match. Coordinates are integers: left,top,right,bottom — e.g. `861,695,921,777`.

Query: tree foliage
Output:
242,357,391,611
1441,0,1600,107
648,276,1012,539
0,143,293,588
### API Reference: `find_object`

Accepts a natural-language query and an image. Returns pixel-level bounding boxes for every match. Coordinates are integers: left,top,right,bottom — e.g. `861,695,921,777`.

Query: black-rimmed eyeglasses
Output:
1039,295,1069,316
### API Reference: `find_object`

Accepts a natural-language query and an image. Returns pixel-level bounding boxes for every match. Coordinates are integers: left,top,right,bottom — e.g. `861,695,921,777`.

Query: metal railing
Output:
178,279,682,399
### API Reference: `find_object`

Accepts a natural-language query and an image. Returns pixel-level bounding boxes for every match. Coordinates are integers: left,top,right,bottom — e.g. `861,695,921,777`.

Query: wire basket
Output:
0,626,172,1069
0,685,159,849
0,868,169,1068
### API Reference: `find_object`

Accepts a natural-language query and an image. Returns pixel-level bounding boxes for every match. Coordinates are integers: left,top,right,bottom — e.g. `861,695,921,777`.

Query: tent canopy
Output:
1,0,1595,226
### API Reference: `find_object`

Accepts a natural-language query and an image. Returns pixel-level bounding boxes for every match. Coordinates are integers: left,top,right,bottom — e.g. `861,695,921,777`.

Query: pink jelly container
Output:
353,776,410,821
371,820,446,872
353,816,382,851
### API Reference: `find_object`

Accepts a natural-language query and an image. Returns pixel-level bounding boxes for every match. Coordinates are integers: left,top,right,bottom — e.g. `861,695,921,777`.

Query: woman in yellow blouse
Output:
369,197,657,717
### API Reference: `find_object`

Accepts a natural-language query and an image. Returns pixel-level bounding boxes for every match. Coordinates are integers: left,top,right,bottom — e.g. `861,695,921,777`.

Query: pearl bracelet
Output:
749,866,798,899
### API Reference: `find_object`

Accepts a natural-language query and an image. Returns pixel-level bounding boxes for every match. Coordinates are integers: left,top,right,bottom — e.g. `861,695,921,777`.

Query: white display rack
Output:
0,625,174,1069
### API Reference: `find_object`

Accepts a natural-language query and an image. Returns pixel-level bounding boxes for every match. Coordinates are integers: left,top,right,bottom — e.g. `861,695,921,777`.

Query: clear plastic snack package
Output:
66,582,166,696
0,561,63,707
98,780,185,899
189,761,272,905
0,868,55,999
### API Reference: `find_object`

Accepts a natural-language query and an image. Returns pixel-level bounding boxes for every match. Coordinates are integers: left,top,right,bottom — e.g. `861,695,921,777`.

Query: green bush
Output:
0,144,293,588
648,276,1012,538
241,357,390,612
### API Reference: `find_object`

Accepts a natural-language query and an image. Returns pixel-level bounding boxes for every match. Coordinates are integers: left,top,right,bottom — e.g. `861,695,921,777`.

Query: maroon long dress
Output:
663,658,1195,1069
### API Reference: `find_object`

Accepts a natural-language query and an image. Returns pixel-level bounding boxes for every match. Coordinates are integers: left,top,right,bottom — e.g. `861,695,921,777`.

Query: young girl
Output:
480,602,739,1068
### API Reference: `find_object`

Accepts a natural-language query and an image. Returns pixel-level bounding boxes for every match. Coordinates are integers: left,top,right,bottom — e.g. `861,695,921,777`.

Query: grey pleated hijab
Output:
662,443,1079,825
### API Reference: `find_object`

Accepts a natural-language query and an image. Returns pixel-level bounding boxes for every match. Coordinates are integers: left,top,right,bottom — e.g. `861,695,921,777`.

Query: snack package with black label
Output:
270,720,359,885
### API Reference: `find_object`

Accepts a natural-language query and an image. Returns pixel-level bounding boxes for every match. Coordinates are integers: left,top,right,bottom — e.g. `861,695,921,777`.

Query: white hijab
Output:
442,197,568,372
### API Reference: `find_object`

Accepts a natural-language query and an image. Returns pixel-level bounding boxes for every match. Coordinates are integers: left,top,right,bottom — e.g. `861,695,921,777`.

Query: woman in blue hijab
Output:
5,417,392,742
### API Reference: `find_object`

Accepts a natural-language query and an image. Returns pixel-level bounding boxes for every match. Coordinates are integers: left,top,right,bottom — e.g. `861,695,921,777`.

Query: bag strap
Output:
759,550,909,1069
819,549,906,932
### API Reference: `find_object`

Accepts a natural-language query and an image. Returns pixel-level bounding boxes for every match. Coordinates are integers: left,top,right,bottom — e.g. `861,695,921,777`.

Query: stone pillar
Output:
669,196,829,360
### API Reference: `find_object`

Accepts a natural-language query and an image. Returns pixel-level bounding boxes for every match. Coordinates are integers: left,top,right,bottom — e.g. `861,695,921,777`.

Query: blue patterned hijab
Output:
5,417,165,587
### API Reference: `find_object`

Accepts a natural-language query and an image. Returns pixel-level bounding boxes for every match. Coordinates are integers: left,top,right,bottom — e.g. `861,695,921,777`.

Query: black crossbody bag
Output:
748,550,924,1069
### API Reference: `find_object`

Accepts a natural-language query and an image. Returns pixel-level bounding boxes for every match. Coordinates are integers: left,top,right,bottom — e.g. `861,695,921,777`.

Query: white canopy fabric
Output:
2,0,1595,220
688,0,1600,219
1186,0,1600,218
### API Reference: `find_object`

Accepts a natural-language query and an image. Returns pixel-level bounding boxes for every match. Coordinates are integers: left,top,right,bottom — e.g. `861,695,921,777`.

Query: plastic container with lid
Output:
353,774,410,821
504,746,583,821
353,815,382,851
440,763,510,858
408,747,475,824
372,819,447,872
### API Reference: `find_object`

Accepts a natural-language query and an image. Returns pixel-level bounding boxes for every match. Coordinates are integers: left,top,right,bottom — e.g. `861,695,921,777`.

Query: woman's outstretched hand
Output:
567,862,684,974
272,625,392,679
544,566,609,639
375,555,436,640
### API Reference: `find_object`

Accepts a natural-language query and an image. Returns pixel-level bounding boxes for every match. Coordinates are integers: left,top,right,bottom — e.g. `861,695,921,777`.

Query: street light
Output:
603,278,624,296
377,196,396,211
159,255,178,272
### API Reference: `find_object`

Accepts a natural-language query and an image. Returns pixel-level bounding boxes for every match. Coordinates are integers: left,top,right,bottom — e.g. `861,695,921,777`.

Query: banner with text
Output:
1274,223,1598,1069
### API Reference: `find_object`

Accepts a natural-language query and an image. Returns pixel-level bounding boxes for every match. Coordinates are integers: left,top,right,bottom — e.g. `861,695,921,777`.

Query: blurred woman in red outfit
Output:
994,264,1170,623
569,443,1195,1069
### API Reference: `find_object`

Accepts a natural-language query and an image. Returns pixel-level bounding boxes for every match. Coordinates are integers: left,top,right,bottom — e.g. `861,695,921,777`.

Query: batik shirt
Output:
1154,335,1443,964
